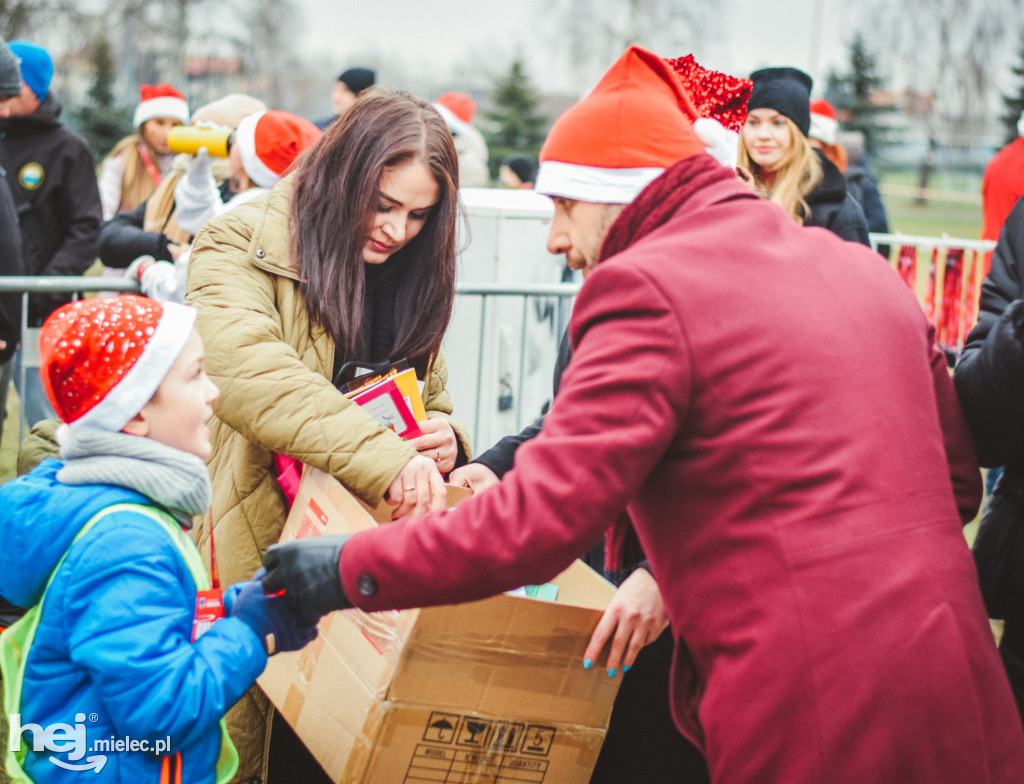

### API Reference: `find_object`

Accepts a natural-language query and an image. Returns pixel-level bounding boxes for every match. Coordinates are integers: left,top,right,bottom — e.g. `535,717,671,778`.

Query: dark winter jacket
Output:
803,149,870,246
0,94,102,322
474,329,572,478
98,198,178,269
953,195,1024,718
844,161,889,237
0,138,24,362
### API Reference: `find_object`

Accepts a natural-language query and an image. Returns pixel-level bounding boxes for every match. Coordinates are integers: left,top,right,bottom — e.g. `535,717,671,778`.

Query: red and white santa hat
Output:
134,83,190,128
536,46,708,204
809,98,839,145
40,295,196,433
433,92,477,135
234,110,323,189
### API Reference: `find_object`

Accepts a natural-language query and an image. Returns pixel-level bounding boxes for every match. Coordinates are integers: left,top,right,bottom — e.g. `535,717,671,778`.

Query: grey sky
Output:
297,0,850,99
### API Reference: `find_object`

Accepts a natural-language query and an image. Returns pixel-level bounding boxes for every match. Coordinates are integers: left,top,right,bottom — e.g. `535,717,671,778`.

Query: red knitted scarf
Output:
598,154,735,572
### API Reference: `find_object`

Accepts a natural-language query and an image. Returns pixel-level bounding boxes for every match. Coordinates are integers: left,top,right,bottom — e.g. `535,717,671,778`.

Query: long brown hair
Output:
291,87,459,377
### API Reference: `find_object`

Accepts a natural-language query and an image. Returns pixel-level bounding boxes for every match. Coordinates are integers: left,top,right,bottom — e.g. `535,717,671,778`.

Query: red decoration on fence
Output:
896,244,916,291
937,248,964,353
959,248,981,353
891,242,986,360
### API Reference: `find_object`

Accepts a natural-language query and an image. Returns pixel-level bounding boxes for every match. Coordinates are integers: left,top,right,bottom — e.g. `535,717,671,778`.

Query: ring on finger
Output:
434,448,441,462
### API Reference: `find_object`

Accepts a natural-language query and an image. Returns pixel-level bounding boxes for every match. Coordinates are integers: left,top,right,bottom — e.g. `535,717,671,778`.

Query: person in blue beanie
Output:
0,41,103,429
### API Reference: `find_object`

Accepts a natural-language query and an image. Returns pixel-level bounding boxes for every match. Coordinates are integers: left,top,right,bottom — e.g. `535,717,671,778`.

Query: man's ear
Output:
121,409,149,437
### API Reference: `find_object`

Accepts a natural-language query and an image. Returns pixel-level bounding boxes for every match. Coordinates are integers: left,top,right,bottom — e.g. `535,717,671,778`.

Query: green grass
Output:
883,193,982,240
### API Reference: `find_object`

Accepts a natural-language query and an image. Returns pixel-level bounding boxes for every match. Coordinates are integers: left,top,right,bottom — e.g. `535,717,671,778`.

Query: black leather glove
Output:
262,535,352,616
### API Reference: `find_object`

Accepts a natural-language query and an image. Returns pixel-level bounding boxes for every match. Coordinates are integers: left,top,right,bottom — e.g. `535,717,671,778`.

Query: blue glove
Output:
229,568,319,655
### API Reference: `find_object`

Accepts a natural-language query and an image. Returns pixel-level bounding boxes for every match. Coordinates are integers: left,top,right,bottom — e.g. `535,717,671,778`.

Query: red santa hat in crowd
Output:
809,98,839,145
433,92,477,135
536,47,746,203
40,295,196,433
134,83,190,128
234,110,323,188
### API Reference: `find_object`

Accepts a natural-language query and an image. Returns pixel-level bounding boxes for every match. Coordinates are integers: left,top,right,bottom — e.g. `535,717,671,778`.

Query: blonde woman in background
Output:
98,84,190,219
738,67,869,245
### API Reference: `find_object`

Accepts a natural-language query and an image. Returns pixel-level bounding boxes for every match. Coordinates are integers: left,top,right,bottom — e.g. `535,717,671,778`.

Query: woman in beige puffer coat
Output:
186,87,470,784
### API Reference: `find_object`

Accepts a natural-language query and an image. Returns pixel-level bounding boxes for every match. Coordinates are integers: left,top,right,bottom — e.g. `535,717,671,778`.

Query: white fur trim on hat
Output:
235,112,281,189
535,161,665,204
134,96,190,128
809,113,838,145
433,102,471,136
71,303,197,433
693,118,740,170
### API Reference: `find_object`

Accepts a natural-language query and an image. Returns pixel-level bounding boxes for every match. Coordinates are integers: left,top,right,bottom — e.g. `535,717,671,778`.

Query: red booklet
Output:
348,377,423,440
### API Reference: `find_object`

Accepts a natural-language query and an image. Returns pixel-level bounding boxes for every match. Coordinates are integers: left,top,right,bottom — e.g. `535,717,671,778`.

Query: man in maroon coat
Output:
265,47,1024,782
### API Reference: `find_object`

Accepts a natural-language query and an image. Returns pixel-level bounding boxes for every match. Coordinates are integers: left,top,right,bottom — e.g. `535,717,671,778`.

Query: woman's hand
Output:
583,567,668,676
449,463,500,493
407,417,459,473
385,454,446,519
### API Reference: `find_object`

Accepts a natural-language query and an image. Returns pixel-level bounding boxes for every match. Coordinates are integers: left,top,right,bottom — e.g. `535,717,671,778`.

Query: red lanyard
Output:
191,511,224,642
137,142,162,187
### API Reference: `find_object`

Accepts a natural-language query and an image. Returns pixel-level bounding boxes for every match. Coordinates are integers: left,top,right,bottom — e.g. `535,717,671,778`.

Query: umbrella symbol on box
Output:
424,712,459,744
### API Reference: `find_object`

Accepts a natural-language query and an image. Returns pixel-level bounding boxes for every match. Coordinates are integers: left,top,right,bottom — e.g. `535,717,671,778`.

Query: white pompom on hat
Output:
40,295,196,433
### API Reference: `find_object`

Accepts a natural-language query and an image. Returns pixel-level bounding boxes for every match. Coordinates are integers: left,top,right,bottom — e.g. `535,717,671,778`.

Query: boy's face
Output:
131,330,220,459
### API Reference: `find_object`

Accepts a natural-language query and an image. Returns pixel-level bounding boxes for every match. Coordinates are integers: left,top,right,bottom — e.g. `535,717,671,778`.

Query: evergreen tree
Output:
73,35,133,162
484,59,547,179
1000,28,1024,144
831,34,893,155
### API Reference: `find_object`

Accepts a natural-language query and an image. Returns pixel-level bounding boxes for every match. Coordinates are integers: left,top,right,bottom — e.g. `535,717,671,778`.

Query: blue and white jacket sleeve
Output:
60,511,267,749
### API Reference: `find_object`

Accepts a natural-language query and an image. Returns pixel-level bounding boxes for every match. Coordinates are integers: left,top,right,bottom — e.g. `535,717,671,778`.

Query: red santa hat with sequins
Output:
134,83,190,128
234,110,323,188
536,47,750,203
667,54,752,170
40,295,196,433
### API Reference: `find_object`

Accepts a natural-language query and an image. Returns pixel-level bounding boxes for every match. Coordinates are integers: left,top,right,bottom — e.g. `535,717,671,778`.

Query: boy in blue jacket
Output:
0,294,315,783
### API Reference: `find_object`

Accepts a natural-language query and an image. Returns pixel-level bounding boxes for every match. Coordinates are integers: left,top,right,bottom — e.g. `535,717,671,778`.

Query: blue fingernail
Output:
623,665,630,673
583,659,592,670
608,668,616,677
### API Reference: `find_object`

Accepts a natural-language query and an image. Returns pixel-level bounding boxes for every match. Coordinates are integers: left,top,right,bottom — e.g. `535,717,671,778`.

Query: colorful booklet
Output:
345,360,427,440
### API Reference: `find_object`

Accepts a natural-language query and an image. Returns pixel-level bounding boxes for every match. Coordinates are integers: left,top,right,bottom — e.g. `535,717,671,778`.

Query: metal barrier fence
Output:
0,277,141,439
0,231,1001,453
870,233,997,358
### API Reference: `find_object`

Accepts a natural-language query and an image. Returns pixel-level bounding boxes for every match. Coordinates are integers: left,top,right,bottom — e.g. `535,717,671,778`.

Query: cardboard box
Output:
258,467,620,784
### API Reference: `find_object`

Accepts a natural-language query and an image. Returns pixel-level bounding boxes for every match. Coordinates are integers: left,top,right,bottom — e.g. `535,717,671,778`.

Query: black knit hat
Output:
337,67,375,95
0,37,21,98
503,156,536,185
747,67,813,137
